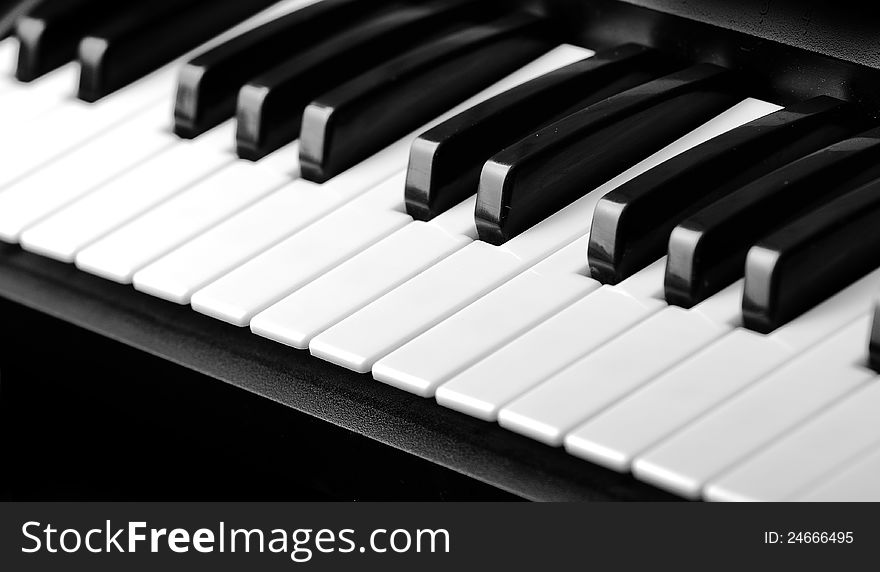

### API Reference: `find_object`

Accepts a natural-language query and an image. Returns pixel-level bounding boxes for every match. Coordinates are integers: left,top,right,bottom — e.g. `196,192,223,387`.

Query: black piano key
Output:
0,0,40,40
666,128,880,308
15,0,128,82
475,64,742,246
78,0,278,102
174,0,406,140
299,13,553,184
236,0,492,161
870,299,880,372
588,96,865,286
404,43,673,221
742,178,880,334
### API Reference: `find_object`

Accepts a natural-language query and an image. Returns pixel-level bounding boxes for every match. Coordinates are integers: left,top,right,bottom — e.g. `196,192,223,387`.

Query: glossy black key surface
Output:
236,0,491,161
870,298,880,372
299,13,553,184
742,178,880,334
174,0,399,139
475,64,741,246
404,44,672,221
667,128,880,308
78,0,278,102
15,0,126,82
588,96,864,286
0,0,39,40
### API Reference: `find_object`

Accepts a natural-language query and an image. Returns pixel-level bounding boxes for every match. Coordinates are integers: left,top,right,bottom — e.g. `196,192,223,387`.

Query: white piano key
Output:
705,321,878,502
0,103,174,242
134,180,333,304
0,66,176,191
134,162,407,305
797,445,880,502
75,159,290,283
565,267,880,473
0,38,17,88
503,282,745,448
0,63,77,128
427,195,480,239
173,183,412,318
251,217,473,349
435,280,666,421
708,379,880,501
690,280,745,326
199,212,418,325
633,316,876,500
499,297,732,446
310,241,527,372
19,122,237,262
191,203,411,326
564,329,794,472
373,237,599,397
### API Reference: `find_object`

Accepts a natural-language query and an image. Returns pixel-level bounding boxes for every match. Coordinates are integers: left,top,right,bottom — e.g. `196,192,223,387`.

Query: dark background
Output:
0,298,518,501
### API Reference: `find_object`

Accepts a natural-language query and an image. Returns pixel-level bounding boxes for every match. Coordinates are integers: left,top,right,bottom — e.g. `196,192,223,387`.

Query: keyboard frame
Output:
534,0,880,114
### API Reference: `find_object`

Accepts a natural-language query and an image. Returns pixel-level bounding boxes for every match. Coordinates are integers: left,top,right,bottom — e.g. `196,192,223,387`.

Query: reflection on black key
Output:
237,0,490,161
405,44,672,221
15,0,126,82
869,298,880,372
299,13,553,183
742,178,880,333
588,96,864,286
175,0,401,139
0,0,40,41
667,128,880,308
476,64,741,246
78,0,278,102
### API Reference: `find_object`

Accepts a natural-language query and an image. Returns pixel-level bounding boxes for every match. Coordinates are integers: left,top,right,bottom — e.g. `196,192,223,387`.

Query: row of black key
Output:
14,0,279,98
5,0,880,367
174,0,880,365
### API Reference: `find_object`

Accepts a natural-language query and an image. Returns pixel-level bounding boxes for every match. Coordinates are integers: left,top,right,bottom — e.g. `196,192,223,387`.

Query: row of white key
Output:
188,172,414,322
0,102,177,242
250,197,479,349
497,281,743,446
373,236,599,397
136,151,409,306
566,266,880,499
636,318,872,499
21,122,238,261
701,316,878,501
797,439,880,502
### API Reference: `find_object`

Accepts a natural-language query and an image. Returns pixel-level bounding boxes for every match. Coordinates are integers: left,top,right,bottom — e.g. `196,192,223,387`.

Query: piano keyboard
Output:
2,0,880,502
